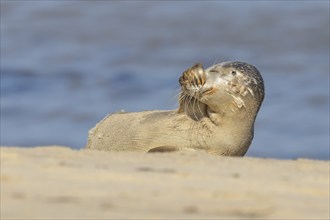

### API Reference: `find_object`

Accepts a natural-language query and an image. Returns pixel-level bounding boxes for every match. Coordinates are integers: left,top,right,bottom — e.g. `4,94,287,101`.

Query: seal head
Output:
179,61,264,121
177,61,265,155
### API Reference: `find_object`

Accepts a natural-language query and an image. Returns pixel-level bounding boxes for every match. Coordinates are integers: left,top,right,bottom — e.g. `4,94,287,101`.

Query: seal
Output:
86,61,264,156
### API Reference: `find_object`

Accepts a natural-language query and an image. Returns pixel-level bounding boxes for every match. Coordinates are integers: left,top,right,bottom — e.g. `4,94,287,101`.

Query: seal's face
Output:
179,61,264,112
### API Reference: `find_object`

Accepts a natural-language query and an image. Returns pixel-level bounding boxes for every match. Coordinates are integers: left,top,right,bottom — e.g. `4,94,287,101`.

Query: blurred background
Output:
1,1,329,160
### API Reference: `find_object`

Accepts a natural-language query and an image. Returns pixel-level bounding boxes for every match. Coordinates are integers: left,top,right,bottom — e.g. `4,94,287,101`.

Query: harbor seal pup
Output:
86,61,264,156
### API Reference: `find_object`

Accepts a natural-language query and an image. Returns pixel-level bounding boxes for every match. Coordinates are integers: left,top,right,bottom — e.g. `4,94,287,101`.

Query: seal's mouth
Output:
201,87,216,95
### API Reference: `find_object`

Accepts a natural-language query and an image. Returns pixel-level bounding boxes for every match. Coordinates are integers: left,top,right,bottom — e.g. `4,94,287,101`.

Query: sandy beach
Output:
1,146,329,219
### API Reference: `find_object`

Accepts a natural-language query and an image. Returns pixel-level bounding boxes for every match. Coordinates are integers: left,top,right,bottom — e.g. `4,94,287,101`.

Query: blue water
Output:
1,1,329,160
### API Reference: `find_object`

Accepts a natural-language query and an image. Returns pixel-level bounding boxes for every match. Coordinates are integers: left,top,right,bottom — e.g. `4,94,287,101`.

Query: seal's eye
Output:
231,71,237,76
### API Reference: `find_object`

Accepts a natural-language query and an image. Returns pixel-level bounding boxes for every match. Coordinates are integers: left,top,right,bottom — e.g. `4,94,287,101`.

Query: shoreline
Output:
1,146,329,219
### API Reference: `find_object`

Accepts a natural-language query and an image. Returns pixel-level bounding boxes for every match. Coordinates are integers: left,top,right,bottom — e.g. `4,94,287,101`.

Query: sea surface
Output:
1,1,329,160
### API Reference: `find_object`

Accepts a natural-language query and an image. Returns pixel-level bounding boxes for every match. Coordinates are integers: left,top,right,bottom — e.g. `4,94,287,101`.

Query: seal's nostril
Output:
198,75,203,85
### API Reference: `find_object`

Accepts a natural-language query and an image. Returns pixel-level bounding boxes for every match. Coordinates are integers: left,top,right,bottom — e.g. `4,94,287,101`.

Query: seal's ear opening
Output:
148,146,179,153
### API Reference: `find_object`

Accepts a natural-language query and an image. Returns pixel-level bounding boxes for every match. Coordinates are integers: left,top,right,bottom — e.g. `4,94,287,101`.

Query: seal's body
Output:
86,61,264,156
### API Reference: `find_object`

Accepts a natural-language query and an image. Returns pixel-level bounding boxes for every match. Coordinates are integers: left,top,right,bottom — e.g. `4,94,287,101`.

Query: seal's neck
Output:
206,99,258,131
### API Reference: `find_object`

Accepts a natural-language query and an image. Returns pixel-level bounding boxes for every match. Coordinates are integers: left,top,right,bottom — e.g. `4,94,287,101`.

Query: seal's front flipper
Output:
148,146,179,153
